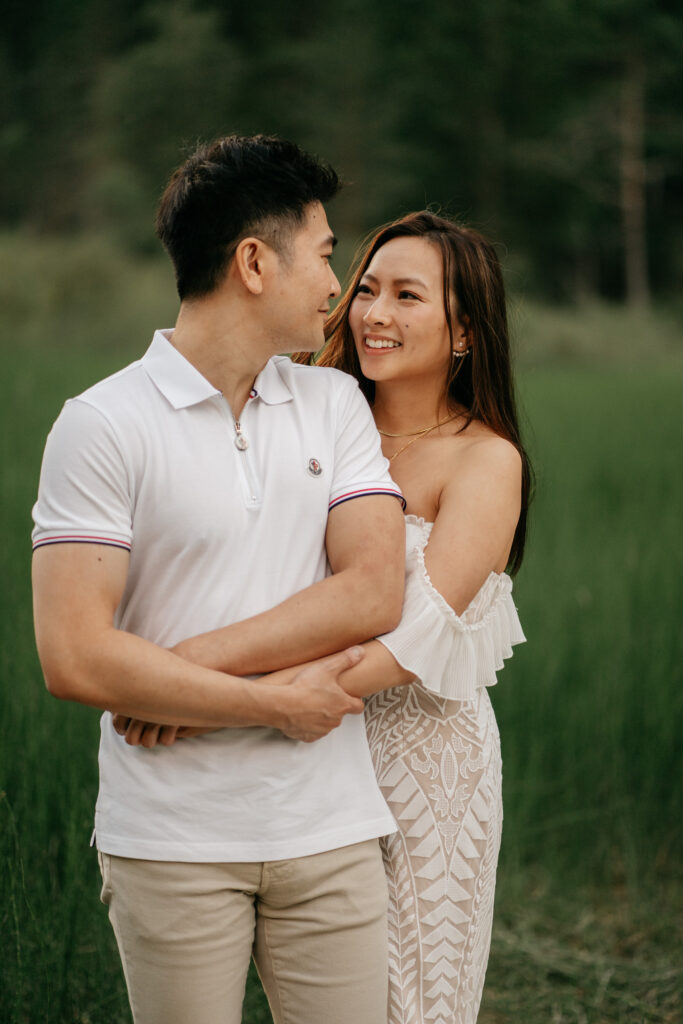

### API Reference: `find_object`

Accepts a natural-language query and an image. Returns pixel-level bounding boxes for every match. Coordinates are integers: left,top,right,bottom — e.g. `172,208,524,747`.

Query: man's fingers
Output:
124,719,147,746
343,694,364,715
120,718,177,748
317,648,365,715
158,725,180,746
141,724,162,748
317,645,365,677
112,714,130,735
280,646,367,743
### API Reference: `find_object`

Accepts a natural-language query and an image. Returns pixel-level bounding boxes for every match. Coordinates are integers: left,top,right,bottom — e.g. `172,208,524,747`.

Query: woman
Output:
307,210,531,1022
120,211,531,1022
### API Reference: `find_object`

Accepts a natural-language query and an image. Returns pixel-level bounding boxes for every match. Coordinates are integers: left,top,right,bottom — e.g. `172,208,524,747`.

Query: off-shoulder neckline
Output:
405,513,433,527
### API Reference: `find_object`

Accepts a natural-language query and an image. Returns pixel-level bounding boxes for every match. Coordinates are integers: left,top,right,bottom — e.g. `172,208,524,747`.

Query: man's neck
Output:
170,296,273,418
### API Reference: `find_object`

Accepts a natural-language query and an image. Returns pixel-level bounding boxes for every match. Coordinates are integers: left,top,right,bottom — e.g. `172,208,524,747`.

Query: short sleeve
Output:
32,399,133,552
328,376,405,512
377,535,526,701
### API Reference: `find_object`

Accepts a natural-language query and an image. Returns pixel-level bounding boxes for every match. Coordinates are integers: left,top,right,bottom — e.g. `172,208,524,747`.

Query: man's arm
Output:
33,542,364,740
170,494,405,675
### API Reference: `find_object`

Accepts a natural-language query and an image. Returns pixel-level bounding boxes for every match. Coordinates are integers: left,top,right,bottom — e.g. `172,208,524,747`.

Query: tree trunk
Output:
619,57,649,308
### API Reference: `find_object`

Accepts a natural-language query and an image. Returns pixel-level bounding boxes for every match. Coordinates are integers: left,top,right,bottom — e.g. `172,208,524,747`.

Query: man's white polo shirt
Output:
32,330,402,862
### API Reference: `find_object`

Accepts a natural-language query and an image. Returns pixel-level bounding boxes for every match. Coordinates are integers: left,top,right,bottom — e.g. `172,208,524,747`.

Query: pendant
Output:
234,433,249,451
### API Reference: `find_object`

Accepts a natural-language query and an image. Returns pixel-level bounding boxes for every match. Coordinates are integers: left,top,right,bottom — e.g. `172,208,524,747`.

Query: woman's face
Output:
349,236,466,386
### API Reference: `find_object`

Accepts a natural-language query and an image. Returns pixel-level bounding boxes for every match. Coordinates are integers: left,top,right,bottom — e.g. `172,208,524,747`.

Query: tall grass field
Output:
1,236,681,1021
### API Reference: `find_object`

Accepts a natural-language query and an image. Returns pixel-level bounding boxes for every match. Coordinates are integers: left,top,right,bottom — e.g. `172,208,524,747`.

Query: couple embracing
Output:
32,134,530,1024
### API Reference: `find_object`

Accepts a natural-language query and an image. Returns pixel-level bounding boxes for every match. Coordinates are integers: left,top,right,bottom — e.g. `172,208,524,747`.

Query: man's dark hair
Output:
156,134,341,299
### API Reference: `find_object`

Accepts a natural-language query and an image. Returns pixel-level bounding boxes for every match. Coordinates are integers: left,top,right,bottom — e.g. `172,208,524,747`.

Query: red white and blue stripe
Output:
328,486,406,512
32,533,132,552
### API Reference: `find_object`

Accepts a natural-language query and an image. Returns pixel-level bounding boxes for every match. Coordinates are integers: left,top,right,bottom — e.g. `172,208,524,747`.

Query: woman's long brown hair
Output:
296,211,533,574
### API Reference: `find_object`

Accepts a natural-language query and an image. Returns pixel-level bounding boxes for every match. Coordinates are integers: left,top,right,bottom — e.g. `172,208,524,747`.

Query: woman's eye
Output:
399,290,419,300
355,284,373,295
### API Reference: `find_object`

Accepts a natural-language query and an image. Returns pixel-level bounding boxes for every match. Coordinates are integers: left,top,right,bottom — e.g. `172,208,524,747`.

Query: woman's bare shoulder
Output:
449,421,521,471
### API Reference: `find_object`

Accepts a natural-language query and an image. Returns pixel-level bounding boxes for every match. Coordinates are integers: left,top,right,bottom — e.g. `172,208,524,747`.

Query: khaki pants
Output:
99,839,389,1024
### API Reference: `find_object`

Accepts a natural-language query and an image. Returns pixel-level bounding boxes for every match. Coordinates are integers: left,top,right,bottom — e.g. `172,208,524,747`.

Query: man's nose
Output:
329,267,341,299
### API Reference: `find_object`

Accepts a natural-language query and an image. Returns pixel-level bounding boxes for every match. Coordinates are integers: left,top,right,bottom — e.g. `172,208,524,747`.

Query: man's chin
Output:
280,335,323,356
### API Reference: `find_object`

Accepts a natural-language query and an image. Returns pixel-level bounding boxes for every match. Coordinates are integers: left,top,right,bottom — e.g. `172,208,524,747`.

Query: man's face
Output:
268,202,341,354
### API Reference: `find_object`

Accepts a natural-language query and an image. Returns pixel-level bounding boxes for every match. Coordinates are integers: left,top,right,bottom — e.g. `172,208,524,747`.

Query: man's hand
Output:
111,717,223,745
112,717,180,746
277,647,365,742
112,647,366,747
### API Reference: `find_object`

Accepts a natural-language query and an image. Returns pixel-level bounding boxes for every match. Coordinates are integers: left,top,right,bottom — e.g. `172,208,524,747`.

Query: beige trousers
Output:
99,838,389,1024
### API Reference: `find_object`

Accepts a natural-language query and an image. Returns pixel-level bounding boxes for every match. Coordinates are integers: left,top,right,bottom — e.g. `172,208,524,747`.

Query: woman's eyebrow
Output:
361,272,428,289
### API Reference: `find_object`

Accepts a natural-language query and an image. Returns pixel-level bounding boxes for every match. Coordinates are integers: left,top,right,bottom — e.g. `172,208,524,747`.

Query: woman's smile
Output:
363,334,402,351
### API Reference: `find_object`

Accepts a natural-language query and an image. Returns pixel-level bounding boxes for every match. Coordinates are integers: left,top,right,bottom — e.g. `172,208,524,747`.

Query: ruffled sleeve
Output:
377,522,526,701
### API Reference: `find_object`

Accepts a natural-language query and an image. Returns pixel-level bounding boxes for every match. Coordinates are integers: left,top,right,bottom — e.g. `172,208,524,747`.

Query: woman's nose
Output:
363,298,391,325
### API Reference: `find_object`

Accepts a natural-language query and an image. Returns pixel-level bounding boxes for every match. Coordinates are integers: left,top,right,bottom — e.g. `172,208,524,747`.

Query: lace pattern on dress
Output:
366,516,521,1022
366,686,502,1024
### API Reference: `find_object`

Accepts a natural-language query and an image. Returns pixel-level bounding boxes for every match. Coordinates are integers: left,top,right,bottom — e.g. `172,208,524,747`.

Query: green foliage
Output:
86,2,244,243
511,296,683,365
2,0,682,299
497,365,683,888
0,231,176,353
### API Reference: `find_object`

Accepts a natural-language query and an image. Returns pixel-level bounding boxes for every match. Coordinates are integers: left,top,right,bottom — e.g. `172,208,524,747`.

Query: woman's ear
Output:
453,314,469,347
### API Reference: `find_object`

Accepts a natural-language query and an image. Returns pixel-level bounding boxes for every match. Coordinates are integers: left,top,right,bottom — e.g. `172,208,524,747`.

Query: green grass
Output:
1,232,681,1021
481,874,682,1022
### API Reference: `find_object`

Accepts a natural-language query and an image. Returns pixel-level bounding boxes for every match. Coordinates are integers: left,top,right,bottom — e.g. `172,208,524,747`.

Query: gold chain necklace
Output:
380,413,460,463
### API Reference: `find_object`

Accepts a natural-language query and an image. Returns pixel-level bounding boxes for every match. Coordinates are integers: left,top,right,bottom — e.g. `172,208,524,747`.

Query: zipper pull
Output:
234,420,249,451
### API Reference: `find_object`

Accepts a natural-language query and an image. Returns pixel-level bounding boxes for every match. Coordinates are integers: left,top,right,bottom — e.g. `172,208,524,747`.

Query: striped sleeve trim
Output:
328,487,406,512
32,533,132,552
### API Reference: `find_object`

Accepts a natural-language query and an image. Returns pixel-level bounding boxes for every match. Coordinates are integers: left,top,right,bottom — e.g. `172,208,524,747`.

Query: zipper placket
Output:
223,398,261,509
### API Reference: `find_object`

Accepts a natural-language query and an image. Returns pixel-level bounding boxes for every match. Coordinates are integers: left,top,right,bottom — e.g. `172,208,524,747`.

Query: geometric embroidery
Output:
365,685,502,1024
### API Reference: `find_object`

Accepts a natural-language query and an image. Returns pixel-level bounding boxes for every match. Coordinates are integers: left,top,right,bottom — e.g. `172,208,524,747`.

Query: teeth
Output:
366,338,401,349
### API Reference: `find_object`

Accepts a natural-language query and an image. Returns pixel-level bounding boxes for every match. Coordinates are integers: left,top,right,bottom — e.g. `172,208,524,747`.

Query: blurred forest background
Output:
1,1,682,1022
2,0,683,302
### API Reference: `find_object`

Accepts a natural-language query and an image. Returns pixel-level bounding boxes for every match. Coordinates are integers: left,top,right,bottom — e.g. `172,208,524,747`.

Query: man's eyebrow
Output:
361,272,428,289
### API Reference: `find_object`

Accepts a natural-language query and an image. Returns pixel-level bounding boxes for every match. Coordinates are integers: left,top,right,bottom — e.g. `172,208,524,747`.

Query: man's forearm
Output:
43,625,293,729
33,542,368,738
174,565,403,675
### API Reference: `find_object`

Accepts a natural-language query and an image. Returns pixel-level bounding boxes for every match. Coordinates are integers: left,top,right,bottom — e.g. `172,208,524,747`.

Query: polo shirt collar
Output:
142,330,220,409
252,357,294,406
142,330,294,410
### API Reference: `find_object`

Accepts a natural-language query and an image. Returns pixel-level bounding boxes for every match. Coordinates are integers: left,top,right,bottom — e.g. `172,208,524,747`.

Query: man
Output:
32,135,406,1024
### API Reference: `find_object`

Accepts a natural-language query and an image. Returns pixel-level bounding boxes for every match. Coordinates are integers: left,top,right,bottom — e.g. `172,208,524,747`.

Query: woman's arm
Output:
264,639,415,698
424,435,522,613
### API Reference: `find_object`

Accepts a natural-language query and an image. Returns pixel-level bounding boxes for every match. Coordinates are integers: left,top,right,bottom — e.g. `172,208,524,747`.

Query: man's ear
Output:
233,237,276,296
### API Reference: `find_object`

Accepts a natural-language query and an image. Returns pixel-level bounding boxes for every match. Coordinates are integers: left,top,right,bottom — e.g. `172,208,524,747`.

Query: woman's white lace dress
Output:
364,517,525,1024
